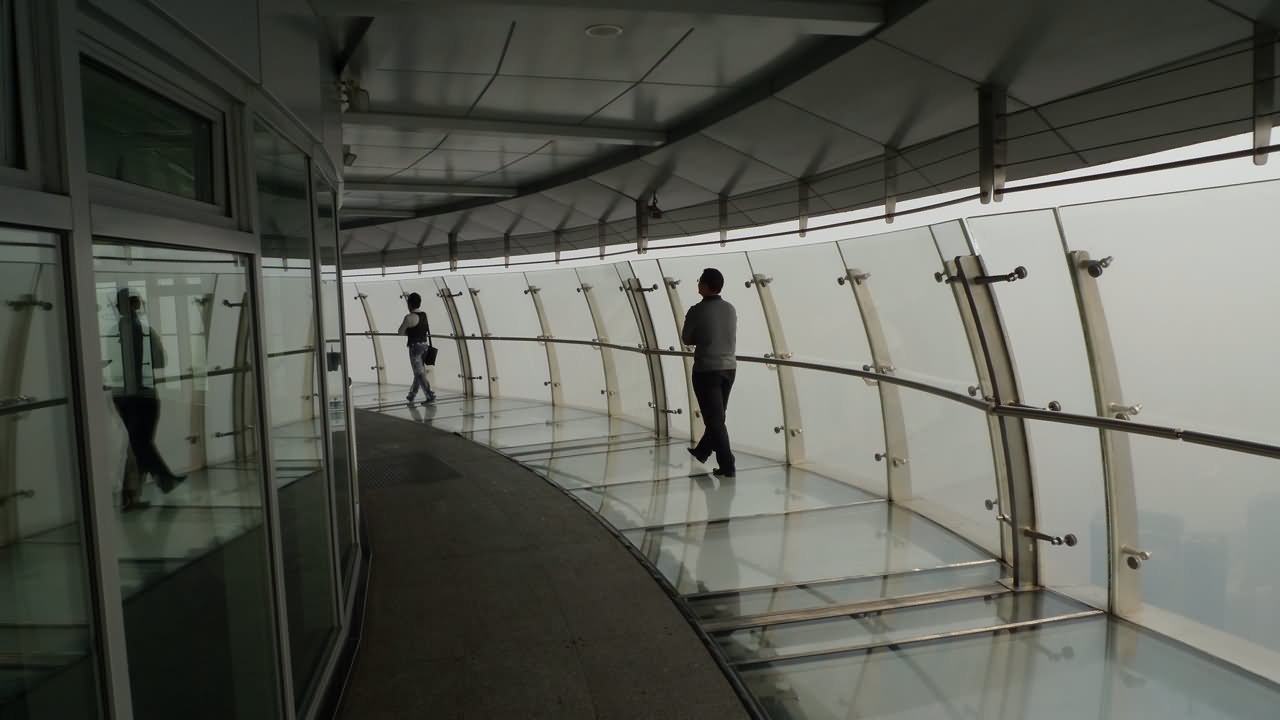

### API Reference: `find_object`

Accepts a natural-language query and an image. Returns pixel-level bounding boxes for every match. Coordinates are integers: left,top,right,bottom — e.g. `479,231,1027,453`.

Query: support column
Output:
979,85,1007,204
353,286,386,386
1065,241,1143,616
621,272,672,437
524,284,563,406
1254,24,1275,165
437,283,478,398
662,276,704,441
942,254,1041,589
467,286,501,398
576,279,621,415
836,265,911,501
745,272,806,465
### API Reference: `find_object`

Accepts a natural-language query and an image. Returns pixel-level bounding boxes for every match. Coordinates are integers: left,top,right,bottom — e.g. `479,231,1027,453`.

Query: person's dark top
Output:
405,311,429,346
681,295,737,372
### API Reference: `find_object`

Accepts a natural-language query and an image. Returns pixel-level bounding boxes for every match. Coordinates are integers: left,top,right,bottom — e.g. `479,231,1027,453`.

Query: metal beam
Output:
345,181,518,197
344,111,666,146
338,207,415,219
313,0,883,36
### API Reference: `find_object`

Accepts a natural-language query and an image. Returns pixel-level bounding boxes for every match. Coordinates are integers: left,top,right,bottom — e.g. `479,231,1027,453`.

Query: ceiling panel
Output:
541,139,623,157
345,144,420,168
540,179,635,222
778,41,979,149
701,97,884,179
470,76,632,123
410,149,526,173
343,166,494,183
588,82,726,126
342,125,449,149
499,194,600,231
877,0,1249,106
499,11,694,82
435,133,552,154
591,161,717,208
638,133,795,195
644,21,817,87
362,70,492,113
368,15,510,75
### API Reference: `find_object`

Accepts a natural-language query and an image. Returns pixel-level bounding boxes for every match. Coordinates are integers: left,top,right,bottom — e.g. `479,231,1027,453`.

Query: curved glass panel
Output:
464,274,550,403
576,264,654,426
94,240,279,719
525,268,606,413
837,226,998,553
658,254,784,459
747,243,885,493
966,209,1107,607
340,277,375,387
398,278,462,394
1,229,100,719
355,280,415,397
629,260,692,439
445,277,488,395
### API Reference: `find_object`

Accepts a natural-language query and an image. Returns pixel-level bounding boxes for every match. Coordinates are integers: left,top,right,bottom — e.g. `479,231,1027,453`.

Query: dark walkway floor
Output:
339,409,750,720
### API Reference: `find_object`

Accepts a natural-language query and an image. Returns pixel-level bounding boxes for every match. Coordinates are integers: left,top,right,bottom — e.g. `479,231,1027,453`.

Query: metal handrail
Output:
344,332,1280,462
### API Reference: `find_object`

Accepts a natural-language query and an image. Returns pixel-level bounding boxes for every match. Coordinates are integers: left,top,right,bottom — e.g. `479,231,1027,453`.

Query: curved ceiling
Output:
323,0,1273,269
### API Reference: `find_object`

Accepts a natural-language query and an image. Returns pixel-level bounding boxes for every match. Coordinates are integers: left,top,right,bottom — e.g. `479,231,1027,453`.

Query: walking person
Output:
400,292,436,404
111,289,185,511
682,268,737,477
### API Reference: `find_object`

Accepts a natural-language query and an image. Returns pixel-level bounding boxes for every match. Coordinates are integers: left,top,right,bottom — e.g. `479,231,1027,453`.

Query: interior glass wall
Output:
0,0,20,169
1,228,100,719
254,121,337,710
464,273,551,404
93,240,278,719
314,178,356,596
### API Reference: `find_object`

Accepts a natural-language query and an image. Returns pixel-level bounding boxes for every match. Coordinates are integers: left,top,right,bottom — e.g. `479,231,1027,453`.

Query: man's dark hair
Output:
407,292,422,309
699,268,725,293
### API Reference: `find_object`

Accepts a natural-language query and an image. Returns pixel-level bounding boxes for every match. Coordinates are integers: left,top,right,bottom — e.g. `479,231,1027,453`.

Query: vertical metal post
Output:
979,85,1007,204
437,282,476,398
797,182,809,238
597,221,606,260
576,279,621,415
553,230,562,264
884,147,898,224
620,270,669,437
661,275,704,441
524,284,563,406
467,286,501,398
835,263,911,501
503,232,511,268
1254,24,1274,166
946,254,1039,589
745,271,806,465
1065,241,1142,616
353,287,385,387
448,231,458,272
718,194,728,246
635,196,648,255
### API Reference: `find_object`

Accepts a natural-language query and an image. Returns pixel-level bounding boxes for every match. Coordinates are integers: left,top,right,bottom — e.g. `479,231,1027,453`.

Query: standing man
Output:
399,292,436,404
682,268,737,477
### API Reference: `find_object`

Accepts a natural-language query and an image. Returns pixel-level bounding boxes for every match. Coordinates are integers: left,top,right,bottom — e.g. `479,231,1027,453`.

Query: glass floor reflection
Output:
357,394,1280,719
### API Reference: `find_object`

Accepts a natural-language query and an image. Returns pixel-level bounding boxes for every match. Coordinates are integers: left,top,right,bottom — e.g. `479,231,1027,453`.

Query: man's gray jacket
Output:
681,295,737,372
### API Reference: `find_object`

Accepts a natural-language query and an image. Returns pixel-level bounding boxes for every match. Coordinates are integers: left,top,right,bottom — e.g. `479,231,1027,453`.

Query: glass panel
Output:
525,269,607,412
628,260,691,439
81,60,215,202
623,503,989,595
719,590,1088,664
255,121,334,709
314,181,355,595
524,442,782,490
0,229,100,719
570,465,878,530
577,264,654,425
463,274,550,403
394,278,460,394
747,244,885,493
0,0,21,168
355,280,416,400
688,561,1003,624
742,616,1280,720
658,254,784,459
340,280,376,387
444,277,488,395
837,226,998,553
467,415,649,451
94,240,278,719
966,209,1106,607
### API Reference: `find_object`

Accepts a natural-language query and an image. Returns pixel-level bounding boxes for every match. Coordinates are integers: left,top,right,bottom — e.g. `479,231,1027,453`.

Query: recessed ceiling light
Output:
585,24,623,38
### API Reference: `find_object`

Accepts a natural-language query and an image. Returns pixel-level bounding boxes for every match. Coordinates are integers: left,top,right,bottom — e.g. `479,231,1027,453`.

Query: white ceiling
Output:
328,0,1270,268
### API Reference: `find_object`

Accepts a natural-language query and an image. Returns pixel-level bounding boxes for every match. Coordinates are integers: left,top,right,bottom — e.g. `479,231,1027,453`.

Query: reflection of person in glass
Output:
399,292,436,404
112,289,185,510
683,268,738,477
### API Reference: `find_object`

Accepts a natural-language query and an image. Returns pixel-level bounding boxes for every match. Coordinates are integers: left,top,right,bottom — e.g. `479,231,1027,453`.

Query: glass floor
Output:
358,394,1280,719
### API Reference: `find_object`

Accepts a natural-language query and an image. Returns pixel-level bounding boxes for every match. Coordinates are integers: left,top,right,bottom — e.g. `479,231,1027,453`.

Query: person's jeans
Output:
692,369,736,473
408,342,434,399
